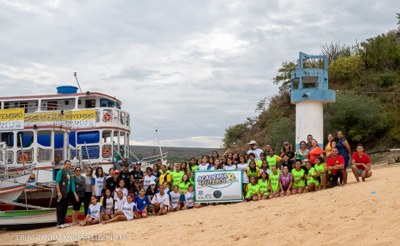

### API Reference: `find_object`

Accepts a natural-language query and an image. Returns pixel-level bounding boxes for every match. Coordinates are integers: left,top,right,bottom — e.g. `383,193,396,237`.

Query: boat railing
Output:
140,152,168,170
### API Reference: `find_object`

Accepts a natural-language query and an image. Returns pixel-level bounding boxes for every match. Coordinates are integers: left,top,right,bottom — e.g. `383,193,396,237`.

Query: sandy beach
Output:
2,164,400,246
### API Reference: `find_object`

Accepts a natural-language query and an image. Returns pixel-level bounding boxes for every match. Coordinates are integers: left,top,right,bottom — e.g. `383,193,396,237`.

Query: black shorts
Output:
72,196,83,211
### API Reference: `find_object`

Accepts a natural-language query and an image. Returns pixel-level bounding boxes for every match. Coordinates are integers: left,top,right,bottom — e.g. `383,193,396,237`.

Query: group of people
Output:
55,131,372,228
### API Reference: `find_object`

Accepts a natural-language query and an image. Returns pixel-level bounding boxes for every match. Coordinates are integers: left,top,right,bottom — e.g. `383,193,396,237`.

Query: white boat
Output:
0,143,35,203
0,85,132,184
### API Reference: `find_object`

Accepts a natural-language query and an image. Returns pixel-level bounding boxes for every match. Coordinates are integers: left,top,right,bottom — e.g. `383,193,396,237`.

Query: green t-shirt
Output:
179,182,190,193
190,165,199,172
306,167,319,186
266,155,279,169
172,171,184,186
247,167,259,178
258,179,269,193
314,162,326,174
246,183,260,198
291,168,305,187
269,171,280,192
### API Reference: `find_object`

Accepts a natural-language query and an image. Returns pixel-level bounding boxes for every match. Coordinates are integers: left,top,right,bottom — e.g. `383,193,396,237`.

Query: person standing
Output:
247,140,264,161
55,160,75,228
325,133,336,157
83,167,95,216
71,167,85,225
336,131,351,185
351,144,372,182
119,161,132,190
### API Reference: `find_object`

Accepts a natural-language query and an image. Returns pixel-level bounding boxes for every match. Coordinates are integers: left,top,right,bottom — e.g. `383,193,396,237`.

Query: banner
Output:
0,108,25,130
24,110,96,128
194,170,243,203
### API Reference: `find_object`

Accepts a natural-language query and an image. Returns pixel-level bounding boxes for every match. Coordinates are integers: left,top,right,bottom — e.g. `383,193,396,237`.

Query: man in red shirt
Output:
351,144,372,182
325,147,345,188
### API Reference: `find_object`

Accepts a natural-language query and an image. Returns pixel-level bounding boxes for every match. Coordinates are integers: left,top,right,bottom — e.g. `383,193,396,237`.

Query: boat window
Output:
69,131,76,147
100,99,115,108
4,102,9,109
1,132,14,147
37,130,52,147
17,131,34,148
77,131,100,144
85,99,96,108
47,101,58,110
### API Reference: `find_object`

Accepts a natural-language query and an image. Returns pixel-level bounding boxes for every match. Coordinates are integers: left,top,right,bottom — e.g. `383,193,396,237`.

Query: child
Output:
182,184,200,209
114,179,128,200
244,176,260,202
169,185,181,211
114,190,127,213
151,185,170,216
314,156,326,189
279,166,293,197
103,193,136,224
80,196,103,226
291,160,306,194
268,165,280,199
258,171,270,200
134,188,149,218
100,189,114,221
304,161,319,192
246,161,259,182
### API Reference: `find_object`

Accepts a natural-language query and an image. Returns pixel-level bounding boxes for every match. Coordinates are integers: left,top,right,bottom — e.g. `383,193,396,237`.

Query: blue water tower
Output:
290,52,336,149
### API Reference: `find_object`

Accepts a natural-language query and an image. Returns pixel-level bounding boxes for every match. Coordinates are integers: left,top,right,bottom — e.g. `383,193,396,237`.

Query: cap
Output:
150,181,156,185
248,140,257,145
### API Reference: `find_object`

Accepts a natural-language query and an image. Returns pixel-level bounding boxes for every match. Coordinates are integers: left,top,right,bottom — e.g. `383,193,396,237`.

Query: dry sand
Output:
2,164,400,246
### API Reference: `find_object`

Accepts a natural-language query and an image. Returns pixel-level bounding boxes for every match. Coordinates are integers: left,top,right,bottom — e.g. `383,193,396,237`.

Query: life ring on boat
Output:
103,147,111,157
103,112,112,122
18,152,29,163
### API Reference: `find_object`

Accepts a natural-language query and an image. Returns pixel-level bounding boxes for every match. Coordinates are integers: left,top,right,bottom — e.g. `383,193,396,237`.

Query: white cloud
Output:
0,0,398,147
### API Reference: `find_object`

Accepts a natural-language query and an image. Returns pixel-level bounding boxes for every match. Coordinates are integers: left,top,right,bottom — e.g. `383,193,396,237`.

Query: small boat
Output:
0,208,56,230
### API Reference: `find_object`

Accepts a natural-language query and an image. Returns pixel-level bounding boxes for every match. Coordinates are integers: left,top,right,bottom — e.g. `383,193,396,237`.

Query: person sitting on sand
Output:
291,160,306,194
268,165,280,199
134,188,149,218
151,185,170,216
114,189,127,212
258,171,270,200
325,147,345,188
102,193,136,224
169,185,182,211
100,189,114,222
80,196,103,226
182,184,200,209
279,166,293,197
113,179,128,200
304,161,319,192
244,176,260,202
351,144,372,182
313,156,326,189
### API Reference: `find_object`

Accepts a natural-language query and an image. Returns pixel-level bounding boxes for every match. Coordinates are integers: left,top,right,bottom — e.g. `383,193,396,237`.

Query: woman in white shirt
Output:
94,167,106,200
236,155,249,195
114,190,127,212
169,185,181,211
100,189,114,222
224,158,237,171
182,184,200,209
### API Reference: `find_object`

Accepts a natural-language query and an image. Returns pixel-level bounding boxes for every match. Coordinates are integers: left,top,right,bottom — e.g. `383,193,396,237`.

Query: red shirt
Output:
309,147,323,164
351,152,370,170
326,154,345,175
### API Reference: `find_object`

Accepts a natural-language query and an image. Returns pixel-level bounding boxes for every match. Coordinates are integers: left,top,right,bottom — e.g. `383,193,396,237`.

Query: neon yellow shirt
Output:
172,171,184,186
258,179,269,193
291,169,305,187
267,155,282,169
246,183,260,198
269,171,280,192
179,182,190,193
306,167,319,186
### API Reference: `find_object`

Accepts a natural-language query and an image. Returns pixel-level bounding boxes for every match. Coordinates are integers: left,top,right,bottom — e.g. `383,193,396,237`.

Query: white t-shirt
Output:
247,148,264,161
237,163,249,184
113,187,128,200
143,175,157,191
259,168,271,175
88,203,103,219
94,176,105,197
103,197,114,215
122,201,136,221
169,191,181,209
151,192,170,207
224,165,237,171
185,191,195,208
198,163,211,171
114,196,127,212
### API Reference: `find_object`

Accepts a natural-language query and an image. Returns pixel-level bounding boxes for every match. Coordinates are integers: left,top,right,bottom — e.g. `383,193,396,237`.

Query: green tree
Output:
273,61,297,92
268,117,295,150
223,123,248,148
329,56,364,82
324,93,388,145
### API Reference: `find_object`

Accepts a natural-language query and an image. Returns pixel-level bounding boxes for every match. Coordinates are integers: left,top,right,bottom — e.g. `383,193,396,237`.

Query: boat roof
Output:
0,92,122,105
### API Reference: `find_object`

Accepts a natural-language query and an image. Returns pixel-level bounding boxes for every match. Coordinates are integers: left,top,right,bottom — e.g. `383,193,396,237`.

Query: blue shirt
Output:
134,195,149,212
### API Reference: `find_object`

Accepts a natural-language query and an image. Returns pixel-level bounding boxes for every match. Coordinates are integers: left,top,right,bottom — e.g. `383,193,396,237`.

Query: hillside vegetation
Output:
223,14,400,152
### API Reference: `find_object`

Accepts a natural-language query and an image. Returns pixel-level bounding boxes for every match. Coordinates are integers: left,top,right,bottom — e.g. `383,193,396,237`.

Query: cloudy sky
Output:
0,0,398,147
